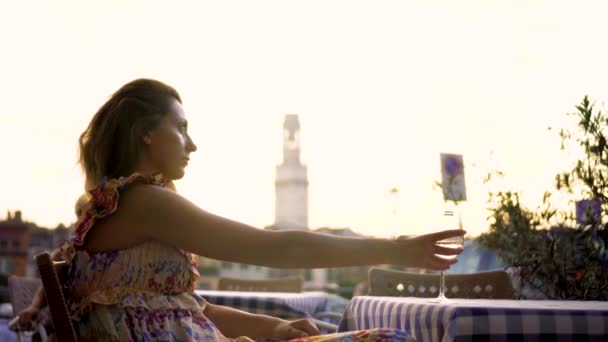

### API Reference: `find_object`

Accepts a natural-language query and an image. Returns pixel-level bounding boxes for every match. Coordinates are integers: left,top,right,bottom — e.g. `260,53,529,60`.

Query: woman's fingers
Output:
17,313,35,329
426,229,466,242
283,318,320,338
294,319,321,336
427,254,459,270
395,230,465,269
433,244,464,256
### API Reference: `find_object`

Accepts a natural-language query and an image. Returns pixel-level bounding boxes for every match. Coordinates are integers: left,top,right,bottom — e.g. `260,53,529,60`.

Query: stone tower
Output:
274,114,308,229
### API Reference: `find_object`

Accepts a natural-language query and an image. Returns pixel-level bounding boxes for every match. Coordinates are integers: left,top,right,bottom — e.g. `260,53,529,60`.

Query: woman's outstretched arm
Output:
120,184,465,269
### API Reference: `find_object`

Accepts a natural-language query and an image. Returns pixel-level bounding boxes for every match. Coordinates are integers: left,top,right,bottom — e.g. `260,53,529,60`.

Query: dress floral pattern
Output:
289,329,413,342
57,173,412,341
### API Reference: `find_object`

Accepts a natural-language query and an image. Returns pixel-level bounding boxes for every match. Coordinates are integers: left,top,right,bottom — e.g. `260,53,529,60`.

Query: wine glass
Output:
429,207,465,303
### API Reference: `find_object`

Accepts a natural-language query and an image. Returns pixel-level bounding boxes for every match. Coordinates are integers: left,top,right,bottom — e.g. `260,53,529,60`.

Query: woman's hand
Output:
16,305,43,330
272,318,320,340
393,229,466,270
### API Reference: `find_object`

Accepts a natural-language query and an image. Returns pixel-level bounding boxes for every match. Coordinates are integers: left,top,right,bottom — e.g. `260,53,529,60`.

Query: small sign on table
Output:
440,153,467,202
576,198,601,224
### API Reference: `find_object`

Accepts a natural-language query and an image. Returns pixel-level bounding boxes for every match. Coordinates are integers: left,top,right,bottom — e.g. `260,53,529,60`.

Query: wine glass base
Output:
428,294,450,303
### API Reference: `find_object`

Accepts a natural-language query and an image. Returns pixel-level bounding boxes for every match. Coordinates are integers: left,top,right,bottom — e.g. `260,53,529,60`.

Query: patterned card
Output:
576,198,601,224
440,153,466,202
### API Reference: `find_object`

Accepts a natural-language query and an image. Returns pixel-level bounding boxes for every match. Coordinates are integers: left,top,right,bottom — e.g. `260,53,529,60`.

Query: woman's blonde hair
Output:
78,79,181,188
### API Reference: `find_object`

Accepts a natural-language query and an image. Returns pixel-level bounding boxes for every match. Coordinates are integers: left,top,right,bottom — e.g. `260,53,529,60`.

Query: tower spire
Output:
275,114,309,229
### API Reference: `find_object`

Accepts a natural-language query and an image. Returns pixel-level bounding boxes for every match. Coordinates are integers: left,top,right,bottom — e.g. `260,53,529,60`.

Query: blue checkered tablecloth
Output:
338,296,608,341
196,290,348,320
0,318,33,342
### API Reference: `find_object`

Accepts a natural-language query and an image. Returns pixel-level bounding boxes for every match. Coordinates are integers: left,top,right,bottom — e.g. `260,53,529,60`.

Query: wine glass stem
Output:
440,270,445,297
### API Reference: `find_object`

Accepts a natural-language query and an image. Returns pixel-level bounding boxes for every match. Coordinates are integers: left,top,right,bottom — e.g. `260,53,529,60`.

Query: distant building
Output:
448,239,507,274
217,114,311,282
27,223,71,278
313,227,361,238
274,114,308,230
0,211,72,277
214,115,370,294
0,211,31,276
217,261,271,282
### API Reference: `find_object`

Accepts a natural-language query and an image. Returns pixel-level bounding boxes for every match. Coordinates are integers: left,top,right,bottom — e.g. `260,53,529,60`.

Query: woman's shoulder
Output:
114,181,178,217
84,172,175,213
67,173,177,252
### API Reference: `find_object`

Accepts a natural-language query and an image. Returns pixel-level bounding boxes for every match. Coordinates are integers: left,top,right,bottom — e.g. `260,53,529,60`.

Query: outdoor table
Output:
197,290,348,320
338,296,608,341
0,318,32,342
0,291,348,341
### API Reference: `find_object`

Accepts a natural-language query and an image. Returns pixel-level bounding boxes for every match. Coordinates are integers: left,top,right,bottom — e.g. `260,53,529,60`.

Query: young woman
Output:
17,78,465,341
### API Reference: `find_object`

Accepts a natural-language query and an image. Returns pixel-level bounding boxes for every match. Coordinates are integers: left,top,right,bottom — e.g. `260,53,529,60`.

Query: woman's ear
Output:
143,131,154,145
142,121,160,146
143,135,152,145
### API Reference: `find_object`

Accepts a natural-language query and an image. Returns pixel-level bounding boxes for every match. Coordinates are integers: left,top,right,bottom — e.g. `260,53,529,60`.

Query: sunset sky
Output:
1,0,607,238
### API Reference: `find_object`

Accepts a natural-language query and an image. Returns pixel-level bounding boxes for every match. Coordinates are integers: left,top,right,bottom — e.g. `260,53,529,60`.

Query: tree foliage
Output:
479,96,608,300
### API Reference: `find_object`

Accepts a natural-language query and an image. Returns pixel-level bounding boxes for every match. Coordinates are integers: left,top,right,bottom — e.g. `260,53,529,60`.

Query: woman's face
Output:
143,99,197,179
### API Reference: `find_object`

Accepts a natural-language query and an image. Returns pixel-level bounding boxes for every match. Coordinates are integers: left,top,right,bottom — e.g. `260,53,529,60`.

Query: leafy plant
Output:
479,96,608,300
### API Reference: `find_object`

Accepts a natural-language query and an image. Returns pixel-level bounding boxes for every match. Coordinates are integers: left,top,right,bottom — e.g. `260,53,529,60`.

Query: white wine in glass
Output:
429,209,465,303
435,239,465,249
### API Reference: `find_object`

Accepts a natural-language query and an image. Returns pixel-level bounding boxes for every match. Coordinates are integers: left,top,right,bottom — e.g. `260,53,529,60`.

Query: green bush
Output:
479,97,608,300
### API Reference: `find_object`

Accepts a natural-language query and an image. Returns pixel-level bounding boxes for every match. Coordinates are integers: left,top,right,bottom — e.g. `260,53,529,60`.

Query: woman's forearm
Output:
246,230,396,269
29,286,47,309
203,303,283,339
191,207,396,268
195,210,397,268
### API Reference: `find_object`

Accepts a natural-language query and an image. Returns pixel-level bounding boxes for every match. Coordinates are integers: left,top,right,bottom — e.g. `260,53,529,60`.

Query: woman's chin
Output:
166,168,186,180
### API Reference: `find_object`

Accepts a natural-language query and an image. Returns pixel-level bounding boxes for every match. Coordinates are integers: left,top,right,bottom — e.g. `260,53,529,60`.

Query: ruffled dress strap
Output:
58,172,178,263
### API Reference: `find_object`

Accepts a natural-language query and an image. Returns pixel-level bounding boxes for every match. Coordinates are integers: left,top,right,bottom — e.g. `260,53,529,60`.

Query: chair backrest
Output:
35,252,77,342
368,267,514,299
218,276,303,292
8,275,51,340
8,275,44,317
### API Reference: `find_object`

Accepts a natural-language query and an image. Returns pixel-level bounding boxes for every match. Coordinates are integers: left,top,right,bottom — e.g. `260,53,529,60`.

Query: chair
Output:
7,276,48,342
34,252,77,342
368,267,514,299
218,276,304,293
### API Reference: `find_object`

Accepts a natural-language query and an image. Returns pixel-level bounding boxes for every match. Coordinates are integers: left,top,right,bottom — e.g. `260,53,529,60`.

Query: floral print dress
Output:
57,173,413,341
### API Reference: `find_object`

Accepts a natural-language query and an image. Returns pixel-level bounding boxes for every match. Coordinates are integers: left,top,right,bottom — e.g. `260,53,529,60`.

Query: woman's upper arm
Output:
122,185,281,263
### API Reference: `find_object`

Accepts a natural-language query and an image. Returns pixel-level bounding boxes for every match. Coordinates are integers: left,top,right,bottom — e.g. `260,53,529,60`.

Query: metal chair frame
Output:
368,267,514,299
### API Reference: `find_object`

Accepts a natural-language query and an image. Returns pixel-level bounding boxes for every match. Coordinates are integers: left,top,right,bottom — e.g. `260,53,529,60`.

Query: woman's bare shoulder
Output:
83,183,175,251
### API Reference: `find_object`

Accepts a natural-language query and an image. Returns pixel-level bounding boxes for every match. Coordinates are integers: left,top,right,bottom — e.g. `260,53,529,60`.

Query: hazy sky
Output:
1,0,607,238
